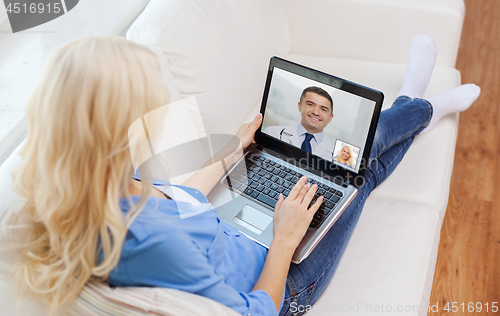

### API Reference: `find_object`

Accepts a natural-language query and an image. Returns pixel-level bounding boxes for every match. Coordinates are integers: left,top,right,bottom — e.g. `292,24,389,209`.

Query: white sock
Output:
397,34,437,99
420,84,481,135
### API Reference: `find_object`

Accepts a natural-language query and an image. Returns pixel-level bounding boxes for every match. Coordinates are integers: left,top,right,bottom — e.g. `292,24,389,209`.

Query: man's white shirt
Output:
263,123,335,161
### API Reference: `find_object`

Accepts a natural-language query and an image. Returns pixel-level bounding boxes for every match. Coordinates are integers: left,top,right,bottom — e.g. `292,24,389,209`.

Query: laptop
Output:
208,56,383,263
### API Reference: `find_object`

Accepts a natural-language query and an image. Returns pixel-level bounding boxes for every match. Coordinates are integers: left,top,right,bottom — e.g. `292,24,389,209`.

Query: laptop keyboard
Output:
223,152,344,229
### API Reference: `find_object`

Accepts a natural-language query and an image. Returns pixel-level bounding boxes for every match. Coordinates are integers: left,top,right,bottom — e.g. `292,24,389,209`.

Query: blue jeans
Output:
279,96,433,316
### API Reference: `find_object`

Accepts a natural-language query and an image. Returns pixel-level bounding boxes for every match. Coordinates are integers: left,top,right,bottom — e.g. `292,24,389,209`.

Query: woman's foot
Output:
420,84,481,135
397,34,437,99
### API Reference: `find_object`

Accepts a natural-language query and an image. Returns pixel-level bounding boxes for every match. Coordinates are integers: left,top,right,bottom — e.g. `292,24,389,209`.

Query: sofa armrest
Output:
283,0,465,67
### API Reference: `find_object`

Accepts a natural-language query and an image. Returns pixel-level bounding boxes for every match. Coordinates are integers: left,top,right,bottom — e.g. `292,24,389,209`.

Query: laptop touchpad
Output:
233,205,273,235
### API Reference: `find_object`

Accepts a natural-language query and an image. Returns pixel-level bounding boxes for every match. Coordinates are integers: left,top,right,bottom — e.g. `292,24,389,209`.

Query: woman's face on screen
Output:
341,146,350,160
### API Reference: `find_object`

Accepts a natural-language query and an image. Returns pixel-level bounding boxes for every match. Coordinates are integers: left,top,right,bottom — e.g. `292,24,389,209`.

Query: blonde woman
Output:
13,35,480,316
334,145,355,168
12,37,168,314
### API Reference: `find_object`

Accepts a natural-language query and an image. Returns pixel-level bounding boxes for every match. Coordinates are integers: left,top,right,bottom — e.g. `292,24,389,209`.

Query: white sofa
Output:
0,0,151,163
0,0,465,315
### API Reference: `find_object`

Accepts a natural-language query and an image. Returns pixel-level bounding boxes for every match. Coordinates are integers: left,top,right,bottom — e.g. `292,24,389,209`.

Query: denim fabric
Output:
279,96,433,316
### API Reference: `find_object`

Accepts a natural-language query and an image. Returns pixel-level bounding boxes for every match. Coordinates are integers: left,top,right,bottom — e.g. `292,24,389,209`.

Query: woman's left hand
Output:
235,113,262,150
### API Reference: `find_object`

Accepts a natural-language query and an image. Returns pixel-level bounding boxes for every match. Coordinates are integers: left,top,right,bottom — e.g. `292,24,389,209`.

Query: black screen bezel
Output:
255,56,384,185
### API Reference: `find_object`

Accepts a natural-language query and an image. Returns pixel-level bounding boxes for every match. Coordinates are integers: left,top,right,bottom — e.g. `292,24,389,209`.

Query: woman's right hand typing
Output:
252,175,323,313
272,175,323,252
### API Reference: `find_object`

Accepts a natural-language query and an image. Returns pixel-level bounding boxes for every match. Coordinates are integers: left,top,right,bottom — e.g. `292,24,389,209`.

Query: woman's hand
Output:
253,176,322,313
272,176,323,252
235,113,262,150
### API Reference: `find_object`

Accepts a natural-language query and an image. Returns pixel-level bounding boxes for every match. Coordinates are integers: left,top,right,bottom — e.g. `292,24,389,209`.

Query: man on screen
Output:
264,86,335,161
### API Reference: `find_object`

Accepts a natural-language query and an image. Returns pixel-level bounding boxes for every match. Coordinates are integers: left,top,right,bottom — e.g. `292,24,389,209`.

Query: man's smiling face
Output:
298,92,334,134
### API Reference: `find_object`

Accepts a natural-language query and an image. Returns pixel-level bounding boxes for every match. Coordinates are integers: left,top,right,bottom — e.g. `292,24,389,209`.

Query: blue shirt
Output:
106,183,281,316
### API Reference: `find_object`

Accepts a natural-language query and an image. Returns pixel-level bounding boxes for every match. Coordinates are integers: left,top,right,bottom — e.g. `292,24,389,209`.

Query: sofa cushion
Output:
0,141,50,315
67,282,239,316
0,279,50,316
283,0,464,68
127,0,291,135
0,277,241,316
0,139,30,281
308,199,441,316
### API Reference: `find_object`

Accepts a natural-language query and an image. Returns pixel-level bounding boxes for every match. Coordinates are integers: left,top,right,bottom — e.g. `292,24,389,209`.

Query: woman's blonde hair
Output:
12,36,167,313
335,145,355,167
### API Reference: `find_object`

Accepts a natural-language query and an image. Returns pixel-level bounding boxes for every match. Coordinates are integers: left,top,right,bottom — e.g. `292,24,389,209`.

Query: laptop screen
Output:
260,63,378,174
